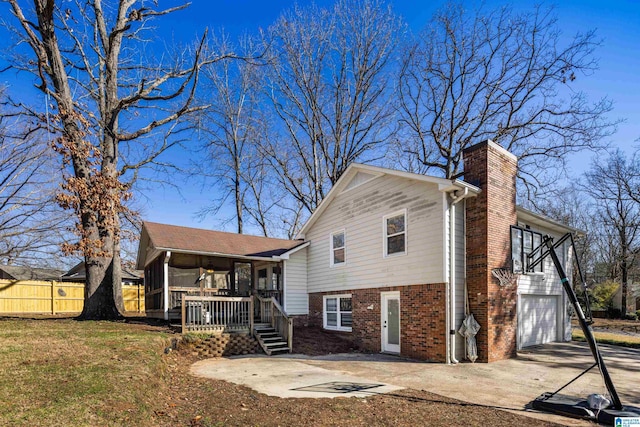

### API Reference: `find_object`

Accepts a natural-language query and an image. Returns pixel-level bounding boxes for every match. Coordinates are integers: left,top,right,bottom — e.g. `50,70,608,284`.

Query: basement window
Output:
323,295,352,332
511,226,543,274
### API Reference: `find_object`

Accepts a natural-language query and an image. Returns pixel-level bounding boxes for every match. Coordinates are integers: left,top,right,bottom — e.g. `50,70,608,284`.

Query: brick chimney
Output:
463,140,518,362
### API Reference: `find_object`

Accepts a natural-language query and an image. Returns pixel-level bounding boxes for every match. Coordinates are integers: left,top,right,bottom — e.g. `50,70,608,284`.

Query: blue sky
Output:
1,0,639,233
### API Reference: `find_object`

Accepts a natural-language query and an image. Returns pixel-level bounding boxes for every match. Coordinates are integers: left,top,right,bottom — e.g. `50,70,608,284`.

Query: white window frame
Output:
330,229,346,267
323,294,352,332
383,209,407,258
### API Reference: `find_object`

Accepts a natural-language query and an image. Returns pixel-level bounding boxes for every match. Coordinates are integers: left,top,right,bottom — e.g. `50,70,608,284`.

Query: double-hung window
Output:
384,210,407,257
323,295,352,331
511,226,543,273
330,230,346,266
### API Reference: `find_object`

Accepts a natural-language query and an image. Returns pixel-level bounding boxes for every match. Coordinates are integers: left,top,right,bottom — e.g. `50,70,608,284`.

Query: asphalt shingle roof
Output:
143,222,304,257
0,265,64,281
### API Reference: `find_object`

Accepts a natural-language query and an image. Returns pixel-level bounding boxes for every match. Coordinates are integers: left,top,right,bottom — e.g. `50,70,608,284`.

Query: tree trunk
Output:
621,262,628,317
79,253,122,319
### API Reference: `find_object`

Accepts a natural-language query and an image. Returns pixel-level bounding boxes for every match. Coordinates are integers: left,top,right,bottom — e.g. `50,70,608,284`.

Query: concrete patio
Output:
191,341,640,426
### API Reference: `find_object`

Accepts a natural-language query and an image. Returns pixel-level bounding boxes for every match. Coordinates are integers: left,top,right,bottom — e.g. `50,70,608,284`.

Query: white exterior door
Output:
381,291,400,353
520,295,558,348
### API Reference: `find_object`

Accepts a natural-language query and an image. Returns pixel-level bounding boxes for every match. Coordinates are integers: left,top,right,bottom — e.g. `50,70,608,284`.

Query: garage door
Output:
520,295,558,348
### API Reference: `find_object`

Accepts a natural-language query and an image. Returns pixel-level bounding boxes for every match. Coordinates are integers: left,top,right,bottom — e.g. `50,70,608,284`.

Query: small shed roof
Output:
0,265,64,281
61,262,143,283
137,222,305,269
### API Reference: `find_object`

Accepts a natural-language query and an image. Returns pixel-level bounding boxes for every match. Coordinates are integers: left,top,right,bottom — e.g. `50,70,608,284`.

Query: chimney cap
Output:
463,139,517,162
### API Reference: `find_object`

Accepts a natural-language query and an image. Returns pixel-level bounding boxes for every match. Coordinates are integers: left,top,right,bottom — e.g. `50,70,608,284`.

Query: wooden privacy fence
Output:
0,279,145,315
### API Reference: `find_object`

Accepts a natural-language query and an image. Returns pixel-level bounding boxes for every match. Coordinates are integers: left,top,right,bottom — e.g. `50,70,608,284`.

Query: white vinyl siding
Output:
454,202,466,361
283,247,308,315
305,174,445,293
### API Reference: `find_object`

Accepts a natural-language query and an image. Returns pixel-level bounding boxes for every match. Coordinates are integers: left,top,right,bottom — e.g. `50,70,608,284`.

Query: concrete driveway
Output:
191,342,640,426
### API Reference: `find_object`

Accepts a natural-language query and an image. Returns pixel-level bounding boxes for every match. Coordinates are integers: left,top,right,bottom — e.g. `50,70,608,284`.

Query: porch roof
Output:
136,222,305,269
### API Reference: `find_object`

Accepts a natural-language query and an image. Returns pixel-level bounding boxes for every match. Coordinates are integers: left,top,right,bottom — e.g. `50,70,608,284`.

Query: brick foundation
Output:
463,140,518,362
308,283,447,362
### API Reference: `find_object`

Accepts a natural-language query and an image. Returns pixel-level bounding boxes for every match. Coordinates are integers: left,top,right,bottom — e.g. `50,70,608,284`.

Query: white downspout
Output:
163,251,171,321
449,188,468,364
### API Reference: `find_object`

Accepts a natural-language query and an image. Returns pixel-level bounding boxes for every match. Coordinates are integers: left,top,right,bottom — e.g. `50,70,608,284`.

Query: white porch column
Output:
163,251,171,321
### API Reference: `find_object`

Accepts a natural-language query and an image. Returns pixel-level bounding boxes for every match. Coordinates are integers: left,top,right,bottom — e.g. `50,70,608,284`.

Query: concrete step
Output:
264,341,288,348
267,347,290,355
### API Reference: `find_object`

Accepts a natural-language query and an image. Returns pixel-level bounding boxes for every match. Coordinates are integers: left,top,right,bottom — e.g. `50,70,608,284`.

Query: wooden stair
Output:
253,322,290,355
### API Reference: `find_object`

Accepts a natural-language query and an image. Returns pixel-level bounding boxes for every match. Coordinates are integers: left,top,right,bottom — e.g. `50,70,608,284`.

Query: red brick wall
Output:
463,140,518,362
308,283,447,362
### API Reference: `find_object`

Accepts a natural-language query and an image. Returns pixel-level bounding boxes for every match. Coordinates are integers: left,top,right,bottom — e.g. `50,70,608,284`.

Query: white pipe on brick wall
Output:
449,188,468,364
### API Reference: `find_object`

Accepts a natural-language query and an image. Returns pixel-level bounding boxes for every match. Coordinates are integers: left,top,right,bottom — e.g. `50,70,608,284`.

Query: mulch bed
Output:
292,326,360,355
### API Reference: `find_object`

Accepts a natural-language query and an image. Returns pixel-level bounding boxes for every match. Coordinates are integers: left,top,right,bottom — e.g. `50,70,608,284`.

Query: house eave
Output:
516,206,584,236
151,247,286,263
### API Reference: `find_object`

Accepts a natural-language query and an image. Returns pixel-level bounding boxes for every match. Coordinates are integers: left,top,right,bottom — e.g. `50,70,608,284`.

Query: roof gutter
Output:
151,247,291,262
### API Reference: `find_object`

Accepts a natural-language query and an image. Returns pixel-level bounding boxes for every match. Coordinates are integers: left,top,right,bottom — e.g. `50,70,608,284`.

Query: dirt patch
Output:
293,326,359,355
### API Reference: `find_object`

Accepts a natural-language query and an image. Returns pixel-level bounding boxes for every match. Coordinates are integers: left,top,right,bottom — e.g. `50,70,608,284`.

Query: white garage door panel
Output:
520,295,558,348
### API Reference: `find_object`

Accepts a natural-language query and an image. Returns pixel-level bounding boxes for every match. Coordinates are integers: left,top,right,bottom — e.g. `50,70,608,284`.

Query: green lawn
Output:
572,329,640,348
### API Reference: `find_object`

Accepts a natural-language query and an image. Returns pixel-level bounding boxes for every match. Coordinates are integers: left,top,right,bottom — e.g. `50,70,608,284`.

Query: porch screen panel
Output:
168,267,200,287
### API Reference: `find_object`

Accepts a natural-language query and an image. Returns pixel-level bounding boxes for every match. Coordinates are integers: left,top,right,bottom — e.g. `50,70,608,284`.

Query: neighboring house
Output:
0,265,64,281
612,284,640,314
61,262,144,286
136,140,578,363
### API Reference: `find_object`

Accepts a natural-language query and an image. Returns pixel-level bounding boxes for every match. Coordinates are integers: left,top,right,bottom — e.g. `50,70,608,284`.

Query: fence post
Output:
181,294,186,334
249,297,254,334
137,284,141,313
51,281,56,315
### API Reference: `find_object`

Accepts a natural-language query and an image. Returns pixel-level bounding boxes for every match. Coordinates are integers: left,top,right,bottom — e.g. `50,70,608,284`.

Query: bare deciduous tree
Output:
5,0,216,319
396,3,614,198
0,96,70,265
262,0,403,218
196,35,278,236
584,149,640,316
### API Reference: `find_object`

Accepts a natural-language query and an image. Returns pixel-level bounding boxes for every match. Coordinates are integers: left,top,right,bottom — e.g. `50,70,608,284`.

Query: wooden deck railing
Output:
254,295,293,353
256,295,273,323
169,287,220,310
181,295,253,334
271,298,293,352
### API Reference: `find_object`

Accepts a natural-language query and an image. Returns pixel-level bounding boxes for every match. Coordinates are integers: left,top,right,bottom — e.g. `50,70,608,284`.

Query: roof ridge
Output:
143,221,300,243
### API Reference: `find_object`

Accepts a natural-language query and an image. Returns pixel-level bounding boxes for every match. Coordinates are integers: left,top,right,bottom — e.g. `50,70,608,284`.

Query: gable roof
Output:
0,265,64,281
136,222,305,269
296,163,481,238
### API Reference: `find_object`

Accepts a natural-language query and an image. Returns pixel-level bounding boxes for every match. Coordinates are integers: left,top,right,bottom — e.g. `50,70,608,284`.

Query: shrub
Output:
624,313,638,321
590,281,620,312
636,309,640,320
607,308,622,319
